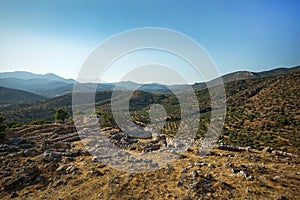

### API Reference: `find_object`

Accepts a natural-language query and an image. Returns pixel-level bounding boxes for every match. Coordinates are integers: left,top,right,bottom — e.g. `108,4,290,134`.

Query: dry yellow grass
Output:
1,139,299,200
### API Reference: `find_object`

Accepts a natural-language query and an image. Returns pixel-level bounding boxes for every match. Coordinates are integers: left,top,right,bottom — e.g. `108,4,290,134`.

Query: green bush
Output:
5,122,24,128
55,108,68,122
97,111,117,128
0,116,7,139
222,128,230,136
29,120,51,125
74,110,85,116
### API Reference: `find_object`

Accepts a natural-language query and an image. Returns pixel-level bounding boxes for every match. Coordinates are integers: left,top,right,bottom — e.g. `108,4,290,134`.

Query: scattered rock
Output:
66,165,79,174
3,165,40,191
177,180,183,187
166,164,174,172
190,171,199,179
144,143,161,152
195,162,208,167
23,148,39,157
4,138,33,146
204,173,213,179
181,168,188,173
4,176,24,191
217,143,243,152
62,135,80,143
43,151,62,162
92,156,98,162
237,170,250,178
271,150,294,157
50,141,71,149
228,163,234,168
89,169,104,177
179,154,188,159
247,175,254,181
231,168,239,174
277,196,288,200
155,135,167,146
245,146,252,152
273,174,285,181
54,180,65,188
263,146,273,153
10,192,19,198
56,164,67,175
0,121,299,199
1,170,12,177
150,162,159,168
208,163,216,168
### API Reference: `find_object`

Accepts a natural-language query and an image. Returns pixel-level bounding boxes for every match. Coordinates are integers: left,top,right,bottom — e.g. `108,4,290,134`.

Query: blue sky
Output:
0,0,299,83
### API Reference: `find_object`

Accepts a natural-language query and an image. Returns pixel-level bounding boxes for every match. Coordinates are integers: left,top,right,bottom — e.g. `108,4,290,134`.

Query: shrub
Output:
55,108,68,122
29,120,51,125
5,122,24,128
0,116,7,139
223,128,230,136
74,110,85,116
97,111,117,128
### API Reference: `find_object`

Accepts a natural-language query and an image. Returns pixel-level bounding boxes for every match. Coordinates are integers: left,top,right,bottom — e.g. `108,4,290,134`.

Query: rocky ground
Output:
0,123,299,200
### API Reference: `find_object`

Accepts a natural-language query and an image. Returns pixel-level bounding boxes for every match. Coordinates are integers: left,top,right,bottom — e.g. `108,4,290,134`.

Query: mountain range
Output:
0,71,74,83
0,66,299,100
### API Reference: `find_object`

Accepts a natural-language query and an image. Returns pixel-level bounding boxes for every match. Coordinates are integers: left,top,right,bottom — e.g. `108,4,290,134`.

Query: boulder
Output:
181,168,188,173
237,170,250,178
66,165,79,174
92,156,99,162
89,169,104,177
10,192,19,198
277,196,288,200
43,151,62,162
263,146,273,153
56,164,67,175
3,176,24,191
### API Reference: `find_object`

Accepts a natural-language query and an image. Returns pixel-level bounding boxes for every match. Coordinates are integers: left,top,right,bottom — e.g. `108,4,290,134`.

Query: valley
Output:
0,67,299,199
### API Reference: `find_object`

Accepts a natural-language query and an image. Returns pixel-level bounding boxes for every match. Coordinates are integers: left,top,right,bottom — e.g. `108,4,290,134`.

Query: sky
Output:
0,0,299,83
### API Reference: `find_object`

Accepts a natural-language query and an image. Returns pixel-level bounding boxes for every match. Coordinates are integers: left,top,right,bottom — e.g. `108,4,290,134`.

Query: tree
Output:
97,111,117,128
0,116,7,139
55,108,68,122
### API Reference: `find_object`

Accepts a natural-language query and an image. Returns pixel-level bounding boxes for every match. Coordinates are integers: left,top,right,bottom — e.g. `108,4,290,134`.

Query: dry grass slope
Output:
0,123,299,199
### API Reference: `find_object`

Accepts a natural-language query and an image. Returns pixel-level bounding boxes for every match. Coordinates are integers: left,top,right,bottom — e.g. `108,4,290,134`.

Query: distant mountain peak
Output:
0,65,299,97
0,71,74,83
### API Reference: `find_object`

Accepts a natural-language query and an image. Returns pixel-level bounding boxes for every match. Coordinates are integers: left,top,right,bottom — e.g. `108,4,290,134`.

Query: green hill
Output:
0,87,47,104
1,69,299,153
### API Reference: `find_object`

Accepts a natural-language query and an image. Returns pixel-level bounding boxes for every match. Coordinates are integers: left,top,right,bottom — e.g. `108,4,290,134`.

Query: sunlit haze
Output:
0,0,299,84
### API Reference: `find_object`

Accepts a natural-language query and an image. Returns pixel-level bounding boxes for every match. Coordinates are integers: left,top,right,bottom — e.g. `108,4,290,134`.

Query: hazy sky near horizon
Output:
0,0,299,83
